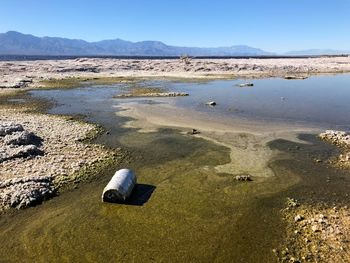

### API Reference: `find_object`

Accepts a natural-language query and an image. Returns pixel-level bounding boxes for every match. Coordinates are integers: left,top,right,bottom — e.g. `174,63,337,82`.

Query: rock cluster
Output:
235,174,252,181
319,130,350,147
283,76,308,80
275,199,350,262
4,130,35,145
115,92,189,98
0,122,42,163
236,83,254,87
319,130,350,167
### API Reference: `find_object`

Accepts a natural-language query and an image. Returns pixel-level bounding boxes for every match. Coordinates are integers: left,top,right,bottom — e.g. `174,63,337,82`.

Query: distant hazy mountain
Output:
285,49,350,56
0,31,273,56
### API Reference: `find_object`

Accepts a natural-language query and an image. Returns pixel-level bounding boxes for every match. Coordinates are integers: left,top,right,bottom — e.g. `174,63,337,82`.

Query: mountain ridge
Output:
0,31,349,56
0,31,272,56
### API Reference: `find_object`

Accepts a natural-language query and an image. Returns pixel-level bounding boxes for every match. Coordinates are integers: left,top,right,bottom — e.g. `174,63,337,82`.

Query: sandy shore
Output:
1,56,350,91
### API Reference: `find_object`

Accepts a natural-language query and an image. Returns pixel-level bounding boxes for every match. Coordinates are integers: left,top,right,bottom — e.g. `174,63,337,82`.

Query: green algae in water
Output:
3,77,350,262
0,82,286,262
0,126,287,263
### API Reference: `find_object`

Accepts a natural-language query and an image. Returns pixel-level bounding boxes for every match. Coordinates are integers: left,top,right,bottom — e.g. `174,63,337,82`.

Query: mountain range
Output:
0,31,348,56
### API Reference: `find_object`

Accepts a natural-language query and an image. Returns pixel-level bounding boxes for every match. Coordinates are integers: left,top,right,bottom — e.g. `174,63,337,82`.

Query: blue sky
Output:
0,0,349,52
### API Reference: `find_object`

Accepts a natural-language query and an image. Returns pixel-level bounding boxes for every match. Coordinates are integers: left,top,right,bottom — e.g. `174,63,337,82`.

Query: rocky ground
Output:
319,130,350,168
275,131,350,262
0,108,111,211
273,199,350,263
1,56,350,90
276,199,350,262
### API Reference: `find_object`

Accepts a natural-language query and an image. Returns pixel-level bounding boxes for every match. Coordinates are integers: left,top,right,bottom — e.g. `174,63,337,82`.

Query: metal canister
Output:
102,169,137,202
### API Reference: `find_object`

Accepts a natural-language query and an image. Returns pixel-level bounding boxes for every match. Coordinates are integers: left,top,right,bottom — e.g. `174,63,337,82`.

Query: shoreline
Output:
0,104,124,211
1,56,350,93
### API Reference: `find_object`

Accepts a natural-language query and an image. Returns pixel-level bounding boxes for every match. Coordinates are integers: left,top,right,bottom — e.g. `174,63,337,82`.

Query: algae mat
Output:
0,128,289,262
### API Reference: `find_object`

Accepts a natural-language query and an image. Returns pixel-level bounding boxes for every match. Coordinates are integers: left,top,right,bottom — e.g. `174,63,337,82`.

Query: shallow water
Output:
32,74,350,129
171,74,350,128
1,75,350,262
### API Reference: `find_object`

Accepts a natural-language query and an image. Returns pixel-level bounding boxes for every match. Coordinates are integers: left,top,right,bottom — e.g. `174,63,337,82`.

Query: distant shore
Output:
1,54,349,62
1,56,350,92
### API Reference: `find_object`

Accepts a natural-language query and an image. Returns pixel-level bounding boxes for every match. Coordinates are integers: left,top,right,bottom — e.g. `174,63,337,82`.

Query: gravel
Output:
276,199,350,262
319,130,350,168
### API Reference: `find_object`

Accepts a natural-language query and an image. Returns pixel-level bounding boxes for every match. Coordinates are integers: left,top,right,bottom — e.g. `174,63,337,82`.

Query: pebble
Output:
190,129,200,135
206,101,217,106
235,174,252,181
236,83,254,87
294,214,304,222
319,130,350,147
312,225,320,232
286,197,299,208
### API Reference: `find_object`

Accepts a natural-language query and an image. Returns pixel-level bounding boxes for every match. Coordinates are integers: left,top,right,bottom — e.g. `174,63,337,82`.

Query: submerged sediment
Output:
115,101,319,179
